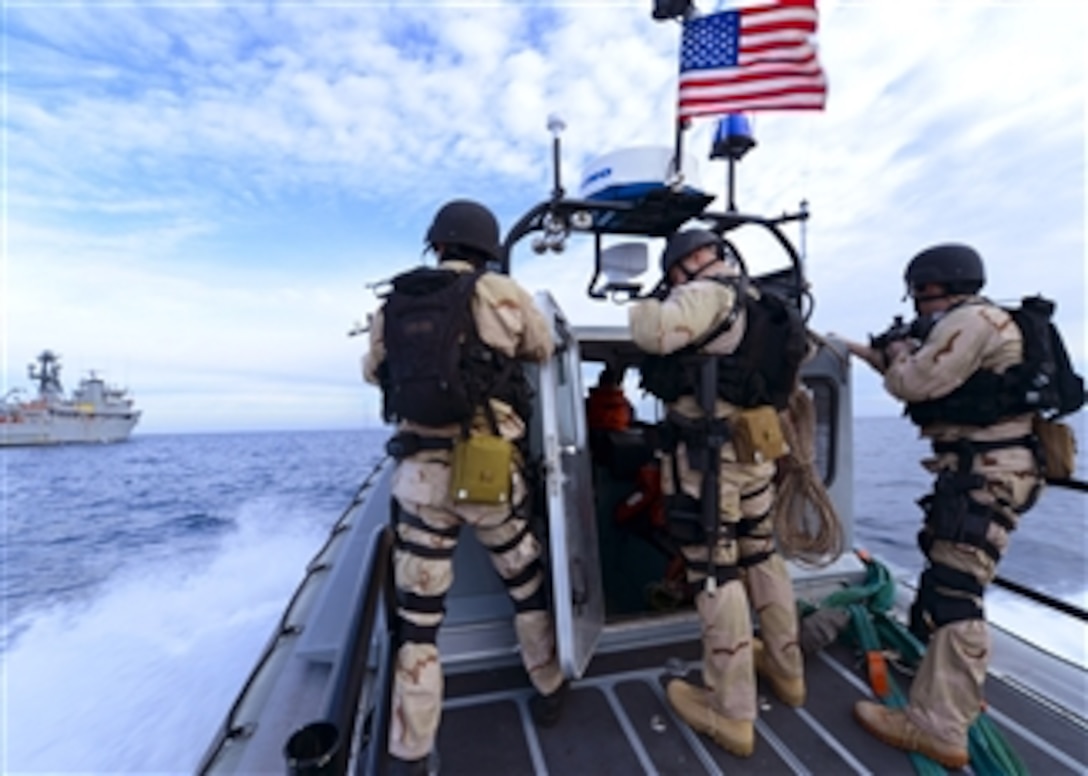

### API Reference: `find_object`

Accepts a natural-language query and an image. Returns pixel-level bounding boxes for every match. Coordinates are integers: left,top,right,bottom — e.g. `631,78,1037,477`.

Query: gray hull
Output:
0,409,140,446
2,354,141,447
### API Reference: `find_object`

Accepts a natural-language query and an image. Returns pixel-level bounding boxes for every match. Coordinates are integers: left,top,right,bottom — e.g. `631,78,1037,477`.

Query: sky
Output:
2,0,1084,434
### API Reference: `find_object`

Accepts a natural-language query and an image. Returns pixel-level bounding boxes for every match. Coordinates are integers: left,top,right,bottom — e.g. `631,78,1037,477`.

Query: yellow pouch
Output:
731,406,789,464
449,433,515,504
1033,416,1076,480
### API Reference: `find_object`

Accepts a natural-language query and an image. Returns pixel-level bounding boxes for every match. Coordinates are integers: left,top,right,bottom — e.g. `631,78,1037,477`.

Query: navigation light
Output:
709,114,756,161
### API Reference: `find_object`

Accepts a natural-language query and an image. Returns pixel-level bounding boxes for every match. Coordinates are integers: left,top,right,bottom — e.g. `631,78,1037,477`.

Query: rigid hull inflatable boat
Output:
199,16,1087,775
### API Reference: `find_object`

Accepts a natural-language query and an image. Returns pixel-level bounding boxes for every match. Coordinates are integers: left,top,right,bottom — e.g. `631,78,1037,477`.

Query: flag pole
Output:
673,117,687,186
726,156,736,212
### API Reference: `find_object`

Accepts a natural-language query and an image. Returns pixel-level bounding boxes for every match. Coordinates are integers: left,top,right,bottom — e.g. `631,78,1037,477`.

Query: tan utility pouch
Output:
731,406,789,464
1033,415,1077,480
449,433,515,504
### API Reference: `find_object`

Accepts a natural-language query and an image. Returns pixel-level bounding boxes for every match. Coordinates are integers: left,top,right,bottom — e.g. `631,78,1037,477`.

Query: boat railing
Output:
991,574,1088,624
283,524,397,776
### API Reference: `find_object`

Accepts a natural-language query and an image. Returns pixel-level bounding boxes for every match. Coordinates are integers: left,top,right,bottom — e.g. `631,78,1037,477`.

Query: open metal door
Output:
534,291,604,679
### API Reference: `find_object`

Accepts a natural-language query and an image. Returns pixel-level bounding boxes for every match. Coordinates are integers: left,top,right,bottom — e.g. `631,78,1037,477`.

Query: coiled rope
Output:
772,380,845,566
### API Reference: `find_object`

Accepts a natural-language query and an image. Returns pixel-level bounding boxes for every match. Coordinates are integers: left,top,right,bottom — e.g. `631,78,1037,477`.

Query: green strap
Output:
872,611,925,667
820,554,896,612
843,604,945,776
969,714,1028,776
815,555,1027,776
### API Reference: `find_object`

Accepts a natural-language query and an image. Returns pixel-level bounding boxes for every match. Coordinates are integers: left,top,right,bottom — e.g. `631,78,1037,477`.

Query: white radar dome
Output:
579,146,703,201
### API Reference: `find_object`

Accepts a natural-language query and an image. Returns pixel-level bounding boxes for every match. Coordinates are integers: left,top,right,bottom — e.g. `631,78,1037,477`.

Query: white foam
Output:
2,498,329,773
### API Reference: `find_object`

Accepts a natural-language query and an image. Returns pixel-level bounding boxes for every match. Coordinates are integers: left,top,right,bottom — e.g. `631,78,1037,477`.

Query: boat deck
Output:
437,638,1087,775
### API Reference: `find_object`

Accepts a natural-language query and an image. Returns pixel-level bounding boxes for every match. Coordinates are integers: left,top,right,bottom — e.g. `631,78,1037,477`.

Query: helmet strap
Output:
677,255,721,284
905,280,951,303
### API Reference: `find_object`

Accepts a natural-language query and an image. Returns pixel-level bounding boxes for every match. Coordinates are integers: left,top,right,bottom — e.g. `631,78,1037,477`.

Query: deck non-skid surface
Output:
435,641,1087,775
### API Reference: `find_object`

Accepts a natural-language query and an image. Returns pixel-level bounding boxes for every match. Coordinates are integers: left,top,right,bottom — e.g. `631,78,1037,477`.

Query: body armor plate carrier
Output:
640,284,808,411
907,295,1085,427
379,267,532,427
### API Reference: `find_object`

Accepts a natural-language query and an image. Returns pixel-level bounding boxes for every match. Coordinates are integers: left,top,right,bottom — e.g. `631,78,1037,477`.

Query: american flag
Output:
677,0,827,120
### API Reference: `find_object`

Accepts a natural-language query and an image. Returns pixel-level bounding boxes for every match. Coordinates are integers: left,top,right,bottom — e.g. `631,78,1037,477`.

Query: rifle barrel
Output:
1045,476,1088,493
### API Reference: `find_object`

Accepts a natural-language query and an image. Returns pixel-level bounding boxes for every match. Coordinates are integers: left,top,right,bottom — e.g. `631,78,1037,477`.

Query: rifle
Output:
698,358,724,593
869,315,917,352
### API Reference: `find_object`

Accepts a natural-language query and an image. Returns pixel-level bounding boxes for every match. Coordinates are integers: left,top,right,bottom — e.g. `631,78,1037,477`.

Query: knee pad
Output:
909,564,984,641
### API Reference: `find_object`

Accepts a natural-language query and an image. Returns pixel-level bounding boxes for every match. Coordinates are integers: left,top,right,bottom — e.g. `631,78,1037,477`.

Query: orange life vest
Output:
586,386,632,432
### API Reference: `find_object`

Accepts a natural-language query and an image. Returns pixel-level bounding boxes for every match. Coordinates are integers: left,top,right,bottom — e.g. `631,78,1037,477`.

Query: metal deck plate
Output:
437,640,1087,775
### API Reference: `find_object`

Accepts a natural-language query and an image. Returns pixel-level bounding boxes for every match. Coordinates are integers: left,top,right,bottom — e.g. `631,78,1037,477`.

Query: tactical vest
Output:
640,287,808,411
379,266,532,427
907,296,1085,427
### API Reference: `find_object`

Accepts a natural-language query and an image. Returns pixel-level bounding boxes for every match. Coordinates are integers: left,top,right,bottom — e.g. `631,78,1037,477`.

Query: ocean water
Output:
1,418,1085,773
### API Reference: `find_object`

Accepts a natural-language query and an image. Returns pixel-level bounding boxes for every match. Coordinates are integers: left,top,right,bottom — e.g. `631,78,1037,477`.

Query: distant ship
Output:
0,350,141,446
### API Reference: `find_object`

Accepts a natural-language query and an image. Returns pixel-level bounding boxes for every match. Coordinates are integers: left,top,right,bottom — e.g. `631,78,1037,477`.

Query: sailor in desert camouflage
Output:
630,228,808,757
363,199,566,775
844,243,1044,769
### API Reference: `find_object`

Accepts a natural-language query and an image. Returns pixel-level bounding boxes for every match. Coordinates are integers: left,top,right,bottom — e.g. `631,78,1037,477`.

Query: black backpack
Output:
1007,295,1085,419
379,267,483,427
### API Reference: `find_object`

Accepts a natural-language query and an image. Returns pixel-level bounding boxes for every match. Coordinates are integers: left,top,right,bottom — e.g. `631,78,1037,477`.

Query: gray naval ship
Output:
198,7,1087,774
0,350,141,447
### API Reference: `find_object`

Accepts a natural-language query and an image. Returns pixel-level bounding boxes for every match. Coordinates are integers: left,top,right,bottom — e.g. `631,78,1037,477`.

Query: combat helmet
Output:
426,199,501,263
904,243,986,296
660,228,722,278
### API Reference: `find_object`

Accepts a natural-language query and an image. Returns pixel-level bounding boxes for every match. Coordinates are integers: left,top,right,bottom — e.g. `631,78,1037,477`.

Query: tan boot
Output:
665,679,755,757
753,638,806,707
853,700,969,770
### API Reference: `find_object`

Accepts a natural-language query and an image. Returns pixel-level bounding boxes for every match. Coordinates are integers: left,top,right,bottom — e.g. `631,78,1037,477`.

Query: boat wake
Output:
2,499,327,773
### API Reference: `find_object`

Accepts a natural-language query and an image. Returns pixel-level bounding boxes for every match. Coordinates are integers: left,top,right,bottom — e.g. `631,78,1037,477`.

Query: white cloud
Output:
3,1,1084,430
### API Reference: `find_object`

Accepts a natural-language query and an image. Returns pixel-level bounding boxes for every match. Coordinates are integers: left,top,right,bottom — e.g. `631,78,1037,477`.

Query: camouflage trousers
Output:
664,441,803,721
387,453,564,762
907,443,1041,748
